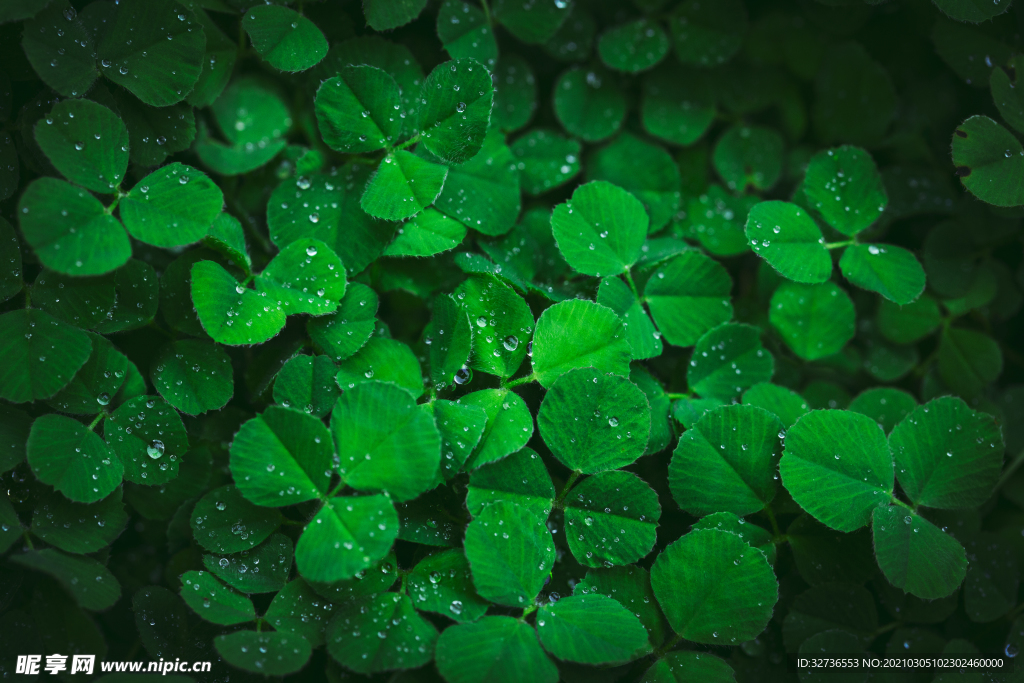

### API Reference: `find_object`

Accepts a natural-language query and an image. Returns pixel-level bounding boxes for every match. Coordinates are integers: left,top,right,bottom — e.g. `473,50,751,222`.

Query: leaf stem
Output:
480,0,492,26
23,531,34,550
394,134,420,152
1002,344,1024,371
105,191,123,215
871,621,901,638
623,269,639,299
890,495,914,512
912,347,939,378
147,320,175,340
88,412,107,431
554,470,582,507
520,604,537,621
505,373,536,388
765,506,782,539
652,633,683,659
229,197,274,256
666,392,691,400
824,240,854,250
994,449,1024,494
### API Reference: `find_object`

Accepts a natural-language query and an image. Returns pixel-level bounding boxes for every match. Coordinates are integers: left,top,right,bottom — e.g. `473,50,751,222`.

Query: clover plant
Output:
0,0,1023,681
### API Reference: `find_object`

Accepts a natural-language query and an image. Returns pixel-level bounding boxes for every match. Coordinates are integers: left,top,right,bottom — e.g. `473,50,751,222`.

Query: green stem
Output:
347,154,384,165
520,604,537,620
666,392,691,400
554,471,582,507
394,134,421,152
653,633,683,659
1002,344,1024,371
88,412,106,431
480,0,492,26
147,320,175,340
765,506,782,539
912,347,940,378
890,495,914,512
505,373,536,388
994,449,1024,493
624,270,639,299
229,197,274,255
871,621,901,638
824,240,854,250
23,531,34,550
105,191,123,215
123,639,142,662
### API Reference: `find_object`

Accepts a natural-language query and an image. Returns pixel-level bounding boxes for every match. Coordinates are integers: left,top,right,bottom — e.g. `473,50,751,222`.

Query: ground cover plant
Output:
1,0,1024,681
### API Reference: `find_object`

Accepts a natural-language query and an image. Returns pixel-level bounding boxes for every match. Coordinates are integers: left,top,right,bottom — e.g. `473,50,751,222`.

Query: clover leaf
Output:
215,631,311,676
331,381,440,501
669,404,782,517
437,616,557,683
537,593,649,664
243,5,327,73
651,528,777,645
745,201,831,284
539,368,650,474
563,470,660,567
464,501,555,608
780,410,893,532
5,1,1022,676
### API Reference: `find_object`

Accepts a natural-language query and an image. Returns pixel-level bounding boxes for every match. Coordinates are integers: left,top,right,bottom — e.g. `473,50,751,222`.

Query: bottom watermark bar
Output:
15,655,212,676
797,656,1014,672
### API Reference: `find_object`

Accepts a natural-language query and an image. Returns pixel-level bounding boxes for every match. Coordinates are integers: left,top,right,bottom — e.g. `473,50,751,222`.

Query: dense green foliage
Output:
1,0,1024,682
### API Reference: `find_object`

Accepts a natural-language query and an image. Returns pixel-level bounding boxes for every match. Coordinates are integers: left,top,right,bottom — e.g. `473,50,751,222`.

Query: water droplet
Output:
147,440,165,459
